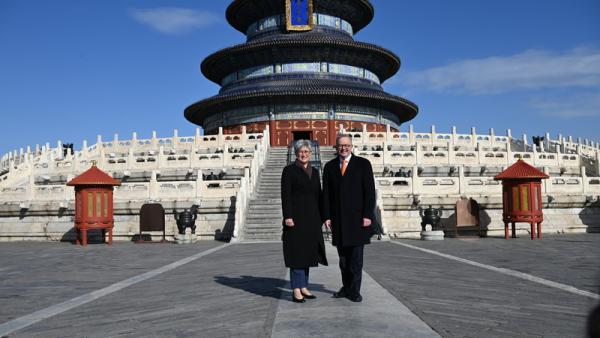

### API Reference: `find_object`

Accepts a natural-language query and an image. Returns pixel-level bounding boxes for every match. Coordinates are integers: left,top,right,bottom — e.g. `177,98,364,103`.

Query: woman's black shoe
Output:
292,296,306,303
301,293,316,299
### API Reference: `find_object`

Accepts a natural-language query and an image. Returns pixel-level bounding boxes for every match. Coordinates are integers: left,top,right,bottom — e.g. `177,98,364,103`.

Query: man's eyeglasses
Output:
337,144,353,148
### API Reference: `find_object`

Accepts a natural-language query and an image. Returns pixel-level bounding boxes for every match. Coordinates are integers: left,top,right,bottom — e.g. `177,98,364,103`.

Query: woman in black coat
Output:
281,140,328,303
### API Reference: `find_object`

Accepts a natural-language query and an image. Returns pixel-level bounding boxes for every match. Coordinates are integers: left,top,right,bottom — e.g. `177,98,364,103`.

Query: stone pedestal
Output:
174,233,197,244
420,230,444,241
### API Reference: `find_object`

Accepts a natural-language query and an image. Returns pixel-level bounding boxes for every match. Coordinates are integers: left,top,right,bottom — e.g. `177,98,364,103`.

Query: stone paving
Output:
0,234,598,338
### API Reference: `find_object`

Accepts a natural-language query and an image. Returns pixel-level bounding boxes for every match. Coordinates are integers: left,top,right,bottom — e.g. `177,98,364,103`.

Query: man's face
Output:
336,136,353,158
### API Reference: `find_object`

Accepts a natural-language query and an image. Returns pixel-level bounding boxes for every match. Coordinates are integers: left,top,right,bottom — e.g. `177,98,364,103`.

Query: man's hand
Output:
284,218,295,227
324,219,331,229
362,218,372,227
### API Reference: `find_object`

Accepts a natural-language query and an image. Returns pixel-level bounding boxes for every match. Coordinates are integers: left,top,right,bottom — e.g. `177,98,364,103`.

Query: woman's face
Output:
296,146,311,165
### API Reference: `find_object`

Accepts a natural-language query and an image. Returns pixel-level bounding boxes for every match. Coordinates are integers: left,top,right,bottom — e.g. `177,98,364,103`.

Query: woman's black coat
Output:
281,164,328,268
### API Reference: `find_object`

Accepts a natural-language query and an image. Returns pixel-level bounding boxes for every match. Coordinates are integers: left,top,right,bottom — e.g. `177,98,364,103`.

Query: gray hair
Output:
336,133,353,145
294,139,312,154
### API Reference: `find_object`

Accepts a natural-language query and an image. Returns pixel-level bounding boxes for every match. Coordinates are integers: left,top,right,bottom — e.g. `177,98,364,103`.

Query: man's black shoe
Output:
333,288,347,298
347,294,363,302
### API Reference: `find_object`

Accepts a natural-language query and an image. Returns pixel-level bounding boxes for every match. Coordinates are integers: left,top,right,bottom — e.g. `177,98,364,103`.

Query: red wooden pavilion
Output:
494,159,549,240
67,162,120,246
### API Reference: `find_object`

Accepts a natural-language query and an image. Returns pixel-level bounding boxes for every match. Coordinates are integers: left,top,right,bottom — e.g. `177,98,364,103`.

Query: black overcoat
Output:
281,164,328,268
322,155,376,247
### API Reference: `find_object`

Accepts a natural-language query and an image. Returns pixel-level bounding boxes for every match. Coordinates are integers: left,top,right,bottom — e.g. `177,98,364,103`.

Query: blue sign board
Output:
286,0,313,31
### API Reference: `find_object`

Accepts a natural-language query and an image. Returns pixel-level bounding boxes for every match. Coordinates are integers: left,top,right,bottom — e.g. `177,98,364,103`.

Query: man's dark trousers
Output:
337,245,364,297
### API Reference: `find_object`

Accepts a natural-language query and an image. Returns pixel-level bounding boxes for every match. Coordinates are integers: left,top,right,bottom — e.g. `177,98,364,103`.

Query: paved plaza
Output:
0,234,598,338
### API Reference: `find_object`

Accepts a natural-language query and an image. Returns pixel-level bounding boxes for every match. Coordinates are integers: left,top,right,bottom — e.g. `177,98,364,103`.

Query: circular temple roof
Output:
201,33,400,84
184,78,418,126
226,0,374,34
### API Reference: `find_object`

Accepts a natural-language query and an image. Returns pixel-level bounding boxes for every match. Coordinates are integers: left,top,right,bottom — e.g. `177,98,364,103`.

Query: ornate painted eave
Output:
201,34,400,84
184,78,418,126
226,0,374,34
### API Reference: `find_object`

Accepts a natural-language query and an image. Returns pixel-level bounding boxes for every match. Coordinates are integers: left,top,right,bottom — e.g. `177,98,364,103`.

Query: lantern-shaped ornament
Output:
67,161,121,246
494,159,549,240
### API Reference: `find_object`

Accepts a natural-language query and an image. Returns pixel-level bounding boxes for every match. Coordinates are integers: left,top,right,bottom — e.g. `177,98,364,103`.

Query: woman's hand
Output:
284,218,295,227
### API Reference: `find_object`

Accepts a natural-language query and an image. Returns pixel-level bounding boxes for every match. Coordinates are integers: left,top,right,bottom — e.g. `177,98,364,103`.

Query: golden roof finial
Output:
91,160,97,167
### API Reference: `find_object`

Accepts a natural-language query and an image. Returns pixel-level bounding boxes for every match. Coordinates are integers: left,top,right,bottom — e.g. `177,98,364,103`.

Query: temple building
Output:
184,0,418,146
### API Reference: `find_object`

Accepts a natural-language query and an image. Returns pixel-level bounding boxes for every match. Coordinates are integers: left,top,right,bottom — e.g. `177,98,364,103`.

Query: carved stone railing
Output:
0,127,270,231
0,127,267,187
376,166,600,198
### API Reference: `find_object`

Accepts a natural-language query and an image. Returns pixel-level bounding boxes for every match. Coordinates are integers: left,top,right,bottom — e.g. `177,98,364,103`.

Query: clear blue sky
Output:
1,0,599,156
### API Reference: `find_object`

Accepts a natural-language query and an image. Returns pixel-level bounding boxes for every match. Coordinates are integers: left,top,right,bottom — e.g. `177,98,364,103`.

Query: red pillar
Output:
269,119,277,146
327,119,337,146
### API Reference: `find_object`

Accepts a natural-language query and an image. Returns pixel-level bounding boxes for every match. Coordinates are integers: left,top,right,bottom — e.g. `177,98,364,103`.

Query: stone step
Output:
243,236,281,241
246,204,281,210
244,226,282,230
244,225,283,230
247,202,280,206
253,189,280,193
244,230,281,238
254,186,279,189
246,209,281,214
247,208,280,213
245,215,282,220
249,195,280,199
244,231,282,237
250,194,280,199
256,190,281,194
244,223,282,233
246,208,281,213
246,215,282,221
243,230,282,235
249,201,280,206
243,231,282,235
245,216,282,222
242,237,281,242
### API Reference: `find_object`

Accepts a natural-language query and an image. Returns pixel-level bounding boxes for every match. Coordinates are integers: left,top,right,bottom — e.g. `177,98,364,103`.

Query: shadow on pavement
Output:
214,275,333,300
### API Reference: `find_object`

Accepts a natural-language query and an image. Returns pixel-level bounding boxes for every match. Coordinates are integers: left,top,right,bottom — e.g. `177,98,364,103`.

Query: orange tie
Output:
341,159,348,176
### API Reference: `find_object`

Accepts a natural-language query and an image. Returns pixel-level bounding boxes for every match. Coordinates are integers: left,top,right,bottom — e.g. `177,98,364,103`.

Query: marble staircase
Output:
241,147,289,241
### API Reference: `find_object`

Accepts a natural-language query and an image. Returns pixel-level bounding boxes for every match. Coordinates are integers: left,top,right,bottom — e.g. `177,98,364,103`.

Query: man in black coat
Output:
323,134,376,302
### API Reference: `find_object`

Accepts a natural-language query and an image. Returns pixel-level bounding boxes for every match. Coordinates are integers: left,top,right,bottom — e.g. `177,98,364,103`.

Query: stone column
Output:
451,126,457,147
458,166,466,195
